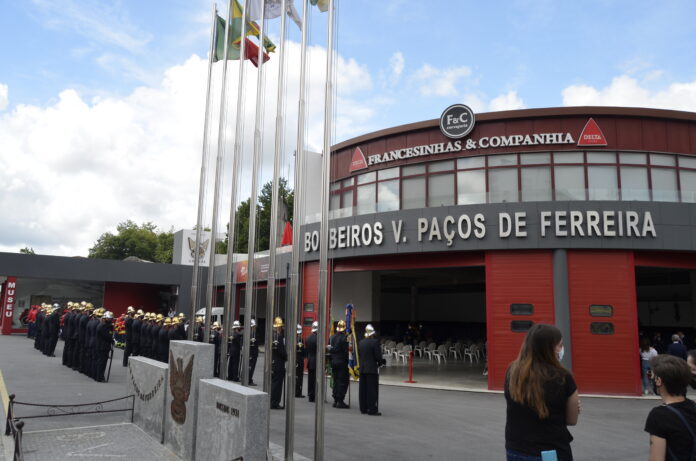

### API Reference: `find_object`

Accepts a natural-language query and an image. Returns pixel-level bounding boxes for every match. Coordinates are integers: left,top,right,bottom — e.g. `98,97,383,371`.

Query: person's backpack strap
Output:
663,402,696,461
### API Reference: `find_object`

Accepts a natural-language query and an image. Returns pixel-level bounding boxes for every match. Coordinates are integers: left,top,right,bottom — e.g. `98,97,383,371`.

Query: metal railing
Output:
4,394,135,461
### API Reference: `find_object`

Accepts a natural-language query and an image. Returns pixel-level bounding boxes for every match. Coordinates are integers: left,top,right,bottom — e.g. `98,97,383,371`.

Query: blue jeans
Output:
507,449,542,461
641,359,651,392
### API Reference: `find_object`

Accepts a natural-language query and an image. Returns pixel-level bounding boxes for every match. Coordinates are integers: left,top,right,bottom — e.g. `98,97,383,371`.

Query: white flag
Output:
248,0,302,28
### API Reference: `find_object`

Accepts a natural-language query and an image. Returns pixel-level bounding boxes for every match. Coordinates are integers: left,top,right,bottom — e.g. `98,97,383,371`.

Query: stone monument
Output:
126,356,169,442
164,340,214,461
195,379,269,461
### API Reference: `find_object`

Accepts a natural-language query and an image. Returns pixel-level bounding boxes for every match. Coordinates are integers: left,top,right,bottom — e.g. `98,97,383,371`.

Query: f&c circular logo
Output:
439,104,475,139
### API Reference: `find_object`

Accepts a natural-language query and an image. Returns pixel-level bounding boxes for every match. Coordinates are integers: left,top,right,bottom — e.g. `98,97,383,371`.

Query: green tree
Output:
88,220,174,263
19,247,35,254
227,178,293,254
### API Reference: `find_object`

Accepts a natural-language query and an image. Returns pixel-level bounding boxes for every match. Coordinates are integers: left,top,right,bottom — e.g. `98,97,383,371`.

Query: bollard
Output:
404,351,417,384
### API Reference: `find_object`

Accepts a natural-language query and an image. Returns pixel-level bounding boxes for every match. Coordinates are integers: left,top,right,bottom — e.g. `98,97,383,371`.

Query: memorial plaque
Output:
195,379,269,461
164,340,214,461
126,356,169,442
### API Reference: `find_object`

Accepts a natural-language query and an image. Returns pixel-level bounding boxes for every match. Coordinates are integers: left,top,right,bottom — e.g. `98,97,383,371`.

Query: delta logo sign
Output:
356,116,609,169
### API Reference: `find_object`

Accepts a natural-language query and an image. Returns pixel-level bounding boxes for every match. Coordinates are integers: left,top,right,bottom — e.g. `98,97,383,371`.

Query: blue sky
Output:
1,0,696,256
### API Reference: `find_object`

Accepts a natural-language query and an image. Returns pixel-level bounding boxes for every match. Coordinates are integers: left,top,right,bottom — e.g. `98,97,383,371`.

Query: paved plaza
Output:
0,334,666,460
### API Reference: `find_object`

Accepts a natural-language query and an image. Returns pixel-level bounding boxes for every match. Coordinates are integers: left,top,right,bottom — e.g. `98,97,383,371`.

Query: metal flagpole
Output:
205,0,235,346
189,1,219,340
315,0,336,460
265,0,289,455
240,0,265,387
221,0,252,381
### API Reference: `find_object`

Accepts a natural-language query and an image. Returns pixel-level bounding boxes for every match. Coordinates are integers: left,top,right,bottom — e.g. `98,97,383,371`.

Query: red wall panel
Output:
103,282,165,317
486,251,555,390
567,251,641,395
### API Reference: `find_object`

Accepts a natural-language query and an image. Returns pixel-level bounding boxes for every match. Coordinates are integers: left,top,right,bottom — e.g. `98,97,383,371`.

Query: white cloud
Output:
562,75,696,111
463,90,526,113
389,52,404,84
0,43,376,257
413,64,472,97
0,84,7,111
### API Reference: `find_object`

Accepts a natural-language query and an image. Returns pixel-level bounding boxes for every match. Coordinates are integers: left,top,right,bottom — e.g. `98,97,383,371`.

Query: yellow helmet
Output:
196,316,204,324
80,301,87,307
178,313,185,319
156,313,164,321
336,320,346,332
94,309,104,318
273,317,284,328
213,321,221,329
127,306,135,314
86,302,94,309
136,309,144,316
164,317,172,326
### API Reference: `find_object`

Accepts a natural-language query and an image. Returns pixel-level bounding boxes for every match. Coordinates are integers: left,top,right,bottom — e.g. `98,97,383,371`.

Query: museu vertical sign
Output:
1,277,17,335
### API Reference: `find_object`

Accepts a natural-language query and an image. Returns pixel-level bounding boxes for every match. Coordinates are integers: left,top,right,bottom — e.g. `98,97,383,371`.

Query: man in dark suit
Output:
248,319,259,386
329,320,349,409
667,334,688,360
228,320,243,382
358,324,386,416
306,321,318,402
131,309,143,357
95,311,114,382
61,304,74,366
270,317,287,409
295,324,306,398
123,306,135,366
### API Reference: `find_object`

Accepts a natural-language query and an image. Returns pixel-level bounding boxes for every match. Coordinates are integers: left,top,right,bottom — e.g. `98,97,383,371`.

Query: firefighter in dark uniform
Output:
86,308,103,379
295,324,306,398
358,324,385,416
306,321,318,402
211,321,222,377
33,305,45,351
46,304,61,357
150,314,163,360
270,317,287,410
68,304,81,370
62,303,74,366
141,313,152,359
228,320,243,382
158,317,171,362
77,305,91,374
329,320,350,409
40,306,51,355
195,316,205,342
122,306,135,366
175,313,187,341
131,309,143,357
95,311,114,382
248,319,259,386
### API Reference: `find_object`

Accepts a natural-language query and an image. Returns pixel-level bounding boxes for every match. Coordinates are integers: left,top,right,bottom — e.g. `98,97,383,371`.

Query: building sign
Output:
365,117,606,167
349,147,368,172
1,277,17,335
303,210,656,253
440,104,475,139
173,230,212,266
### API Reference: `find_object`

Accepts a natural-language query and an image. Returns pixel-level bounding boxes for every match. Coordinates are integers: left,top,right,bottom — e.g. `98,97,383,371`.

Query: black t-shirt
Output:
505,369,577,461
645,399,696,461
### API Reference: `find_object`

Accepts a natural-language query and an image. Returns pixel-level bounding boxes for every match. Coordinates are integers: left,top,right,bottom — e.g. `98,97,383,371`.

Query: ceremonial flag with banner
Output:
309,0,329,12
345,304,360,380
248,0,302,28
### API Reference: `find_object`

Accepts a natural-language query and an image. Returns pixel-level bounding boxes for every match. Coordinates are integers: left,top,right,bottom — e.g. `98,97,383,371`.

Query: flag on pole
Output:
345,304,360,380
213,14,271,67
309,0,329,12
280,221,293,246
249,0,302,28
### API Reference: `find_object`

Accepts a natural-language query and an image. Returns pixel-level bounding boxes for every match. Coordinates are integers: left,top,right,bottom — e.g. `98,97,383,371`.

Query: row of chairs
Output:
382,340,485,365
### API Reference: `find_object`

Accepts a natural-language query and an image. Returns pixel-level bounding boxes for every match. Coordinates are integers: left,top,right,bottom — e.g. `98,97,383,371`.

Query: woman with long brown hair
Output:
505,324,580,461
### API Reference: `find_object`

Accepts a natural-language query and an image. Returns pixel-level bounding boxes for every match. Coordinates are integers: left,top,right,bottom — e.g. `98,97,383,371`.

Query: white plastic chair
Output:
397,345,412,364
424,342,437,361
414,341,427,358
391,342,404,360
449,341,463,360
432,345,448,364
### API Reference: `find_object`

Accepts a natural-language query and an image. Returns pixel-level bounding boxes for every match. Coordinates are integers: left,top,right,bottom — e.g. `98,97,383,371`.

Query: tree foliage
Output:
223,178,293,254
19,247,35,254
88,221,174,263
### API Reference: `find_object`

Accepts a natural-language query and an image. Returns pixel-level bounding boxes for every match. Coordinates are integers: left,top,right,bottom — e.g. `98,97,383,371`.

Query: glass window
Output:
520,153,550,165
554,152,584,164
356,184,376,214
402,176,426,209
357,172,376,184
342,178,354,187
488,154,517,167
620,166,650,201
590,322,615,335
589,305,613,317
651,169,679,202
378,167,399,180
650,154,676,167
521,167,552,202
429,160,455,172
587,152,616,163
681,170,696,203
680,156,696,169
330,193,340,210
489,168,518,203
620,152,647,164
510,304,533,315
554,166,585,201
588,166,619,200
377,180,400,212
330,182,340,192
458,156,485,169
303,303,314,312
428,174,455,206
511,320,534,332
402,164,426,176
457,170,486,205
342,190,354,209
303,317,314,326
